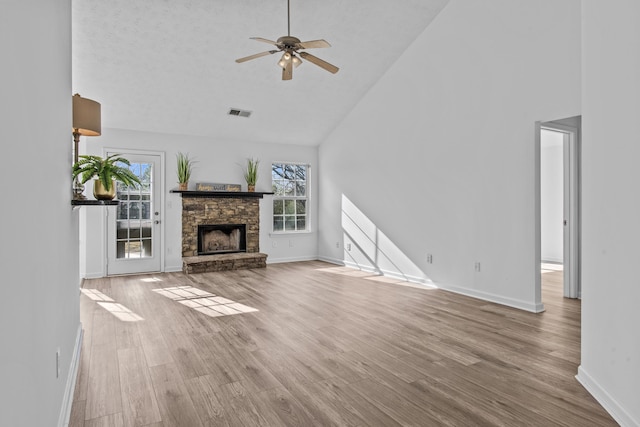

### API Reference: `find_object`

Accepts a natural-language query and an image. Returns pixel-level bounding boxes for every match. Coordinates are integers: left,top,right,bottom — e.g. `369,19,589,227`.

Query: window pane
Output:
273,180,286,196
272,164,284,180
126,241,141,258
141,221,153,238
116,222,128,239
130,226,141,239
295,181,306,197
296,200,306,214
284,200,295,214
273,200,284,215
118,203,129,220
284,164,295,180
284,216,296,231
284,182,295,196
296,217,306,230
141,202,151,219
295,165,306,180
273,216,284,231
129,202,141,219
142,239,152,257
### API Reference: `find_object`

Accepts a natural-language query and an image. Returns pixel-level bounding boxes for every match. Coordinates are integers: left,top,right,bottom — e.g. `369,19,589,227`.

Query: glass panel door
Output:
107,153,161,275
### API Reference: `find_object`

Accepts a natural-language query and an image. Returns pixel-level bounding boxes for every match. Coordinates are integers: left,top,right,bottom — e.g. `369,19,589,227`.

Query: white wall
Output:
0,1,81,426
540,130,564,263
318,0,581,312
80,129,318,277
579,1,640,425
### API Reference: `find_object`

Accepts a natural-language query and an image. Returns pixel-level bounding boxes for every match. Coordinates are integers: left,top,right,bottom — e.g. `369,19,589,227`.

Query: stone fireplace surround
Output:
178,192,269,273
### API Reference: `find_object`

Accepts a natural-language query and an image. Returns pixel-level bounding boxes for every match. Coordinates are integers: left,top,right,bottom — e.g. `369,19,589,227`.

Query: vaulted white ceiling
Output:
73,0,449,146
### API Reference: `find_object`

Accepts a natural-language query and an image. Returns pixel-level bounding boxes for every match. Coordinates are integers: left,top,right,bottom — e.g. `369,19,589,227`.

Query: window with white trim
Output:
272,163,308,232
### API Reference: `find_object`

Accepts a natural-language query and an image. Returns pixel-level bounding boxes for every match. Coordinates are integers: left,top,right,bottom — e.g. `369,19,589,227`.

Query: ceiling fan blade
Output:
250,37,280,47
282,61,293,81
235,50,278,63
299,52,339,74
296,39,331,49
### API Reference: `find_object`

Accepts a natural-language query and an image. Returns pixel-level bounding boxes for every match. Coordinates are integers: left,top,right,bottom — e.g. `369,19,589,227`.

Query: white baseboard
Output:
58,325,83,427
436,283,545,313
267,255,318,264
83,271,104,279
576,366,638,427
317,255,343,265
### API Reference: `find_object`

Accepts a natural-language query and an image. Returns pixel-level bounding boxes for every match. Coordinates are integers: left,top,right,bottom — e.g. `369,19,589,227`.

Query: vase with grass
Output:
177,152,194,191
72,154,141,200
243,158,259,192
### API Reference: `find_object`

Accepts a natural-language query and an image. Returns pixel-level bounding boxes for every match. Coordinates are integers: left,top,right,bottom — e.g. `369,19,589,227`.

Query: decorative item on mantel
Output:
72,154,141,200
196,182,241,192
243,157,259,192
176,152,195,191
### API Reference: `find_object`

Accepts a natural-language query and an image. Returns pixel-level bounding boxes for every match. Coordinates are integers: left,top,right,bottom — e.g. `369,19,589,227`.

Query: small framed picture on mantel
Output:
195,182,242,192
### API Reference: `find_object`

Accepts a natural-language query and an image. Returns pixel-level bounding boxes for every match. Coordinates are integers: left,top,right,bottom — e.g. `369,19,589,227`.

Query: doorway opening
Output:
535,116,581,306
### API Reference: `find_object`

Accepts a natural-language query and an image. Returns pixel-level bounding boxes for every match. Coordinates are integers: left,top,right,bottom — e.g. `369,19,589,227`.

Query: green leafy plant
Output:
72,154,141,191
243,158,259,186
176,152,195,184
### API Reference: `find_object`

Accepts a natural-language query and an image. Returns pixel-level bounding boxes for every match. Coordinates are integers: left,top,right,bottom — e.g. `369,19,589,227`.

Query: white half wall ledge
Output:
576,366,639,427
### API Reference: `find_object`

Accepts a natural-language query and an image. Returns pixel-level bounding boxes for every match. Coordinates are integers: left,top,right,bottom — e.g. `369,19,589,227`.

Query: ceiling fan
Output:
235,0,339,81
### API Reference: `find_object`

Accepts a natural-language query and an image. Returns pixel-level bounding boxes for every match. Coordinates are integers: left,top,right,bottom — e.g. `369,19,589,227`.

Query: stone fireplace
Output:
179,193,268,273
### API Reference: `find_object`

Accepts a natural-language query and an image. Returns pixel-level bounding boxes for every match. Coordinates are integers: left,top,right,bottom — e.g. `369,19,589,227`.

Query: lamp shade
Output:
72,93,101,136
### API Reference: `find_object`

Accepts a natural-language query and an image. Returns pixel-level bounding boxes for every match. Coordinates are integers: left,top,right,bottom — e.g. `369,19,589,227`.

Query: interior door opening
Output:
535,116,581,306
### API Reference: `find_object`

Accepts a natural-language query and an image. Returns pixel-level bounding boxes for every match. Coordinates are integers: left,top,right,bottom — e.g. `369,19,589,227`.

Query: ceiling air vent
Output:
228,108,252,118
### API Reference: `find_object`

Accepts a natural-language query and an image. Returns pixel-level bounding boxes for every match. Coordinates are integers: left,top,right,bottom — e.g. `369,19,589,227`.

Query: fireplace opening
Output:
198,224,247,255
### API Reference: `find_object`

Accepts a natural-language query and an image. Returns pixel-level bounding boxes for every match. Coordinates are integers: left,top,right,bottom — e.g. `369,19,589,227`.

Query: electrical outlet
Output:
427,254,433,264
335,242,340,248
347,243,352,251
475,262,481,272
56,348,60,378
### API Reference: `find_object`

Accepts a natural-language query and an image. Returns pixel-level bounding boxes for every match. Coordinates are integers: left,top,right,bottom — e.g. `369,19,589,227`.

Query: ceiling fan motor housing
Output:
277,36,301,49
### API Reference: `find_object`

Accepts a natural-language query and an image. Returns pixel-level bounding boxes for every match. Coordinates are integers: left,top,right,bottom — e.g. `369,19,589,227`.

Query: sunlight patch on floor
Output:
316,266,437,290
81,289,144,322
152,286,258,318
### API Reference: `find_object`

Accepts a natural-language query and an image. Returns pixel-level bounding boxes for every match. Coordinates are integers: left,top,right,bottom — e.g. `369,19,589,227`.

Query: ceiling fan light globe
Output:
292,55,302,68
278,59,287,68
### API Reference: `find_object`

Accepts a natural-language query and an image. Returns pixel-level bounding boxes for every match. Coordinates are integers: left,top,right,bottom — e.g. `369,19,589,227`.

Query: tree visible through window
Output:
272,163,308,232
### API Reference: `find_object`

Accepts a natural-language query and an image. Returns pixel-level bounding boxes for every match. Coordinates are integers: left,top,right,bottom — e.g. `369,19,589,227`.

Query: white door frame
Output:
104,148,166,275
535,121,581,300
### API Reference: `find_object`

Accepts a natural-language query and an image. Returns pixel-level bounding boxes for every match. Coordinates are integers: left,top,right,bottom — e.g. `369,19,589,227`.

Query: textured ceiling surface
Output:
73,0,449,146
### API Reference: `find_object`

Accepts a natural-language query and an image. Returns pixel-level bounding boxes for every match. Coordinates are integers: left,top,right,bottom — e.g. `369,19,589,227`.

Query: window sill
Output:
269,230,314,237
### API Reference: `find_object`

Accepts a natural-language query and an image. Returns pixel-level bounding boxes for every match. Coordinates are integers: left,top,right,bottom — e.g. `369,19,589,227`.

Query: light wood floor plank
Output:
71,261,616,426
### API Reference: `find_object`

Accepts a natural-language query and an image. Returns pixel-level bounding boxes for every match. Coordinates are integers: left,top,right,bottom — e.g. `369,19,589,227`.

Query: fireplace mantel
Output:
171,189,273,199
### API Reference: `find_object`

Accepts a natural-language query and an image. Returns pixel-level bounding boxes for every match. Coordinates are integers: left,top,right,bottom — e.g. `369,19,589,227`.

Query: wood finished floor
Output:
69,261,617,426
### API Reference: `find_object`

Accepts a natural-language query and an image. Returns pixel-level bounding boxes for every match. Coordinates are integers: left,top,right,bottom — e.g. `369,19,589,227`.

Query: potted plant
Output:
243,158,259,192
72,154,141,200
176,152,195,191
